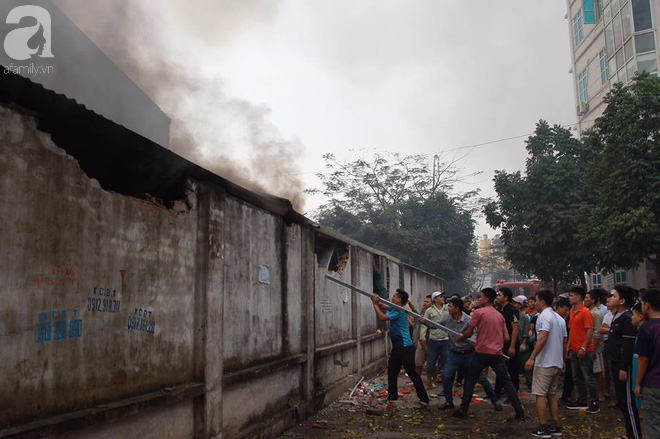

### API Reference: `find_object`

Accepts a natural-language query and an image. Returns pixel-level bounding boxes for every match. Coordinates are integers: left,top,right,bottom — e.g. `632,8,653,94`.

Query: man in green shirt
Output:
420,291,448,388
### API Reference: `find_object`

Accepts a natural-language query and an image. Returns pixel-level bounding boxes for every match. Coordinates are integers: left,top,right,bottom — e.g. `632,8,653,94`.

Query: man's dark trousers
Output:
611,364,642,439
460,353,522,414
388,346,429,403
443,350,498,406
495,344,520,397
569,351,598,404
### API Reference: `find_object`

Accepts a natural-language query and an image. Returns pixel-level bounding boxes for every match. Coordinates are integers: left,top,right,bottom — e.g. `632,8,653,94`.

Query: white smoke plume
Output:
54,0,306,209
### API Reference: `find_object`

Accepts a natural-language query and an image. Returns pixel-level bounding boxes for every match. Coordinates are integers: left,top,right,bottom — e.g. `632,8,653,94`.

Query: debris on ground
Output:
281,369,628,438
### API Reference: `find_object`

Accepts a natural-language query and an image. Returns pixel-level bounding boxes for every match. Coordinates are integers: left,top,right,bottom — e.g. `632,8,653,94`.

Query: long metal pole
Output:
324,275,510,360
324,275,459,334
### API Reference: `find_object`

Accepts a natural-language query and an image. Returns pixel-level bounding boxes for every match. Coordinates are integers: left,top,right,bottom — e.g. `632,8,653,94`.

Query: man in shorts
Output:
525,290,567,438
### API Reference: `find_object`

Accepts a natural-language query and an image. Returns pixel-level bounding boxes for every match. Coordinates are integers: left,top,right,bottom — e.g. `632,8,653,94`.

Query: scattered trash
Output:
349,376,365,398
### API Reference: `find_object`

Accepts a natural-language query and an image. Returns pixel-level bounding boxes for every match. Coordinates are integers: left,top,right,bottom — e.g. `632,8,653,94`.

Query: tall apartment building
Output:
566,0,657,132
566,0,658,291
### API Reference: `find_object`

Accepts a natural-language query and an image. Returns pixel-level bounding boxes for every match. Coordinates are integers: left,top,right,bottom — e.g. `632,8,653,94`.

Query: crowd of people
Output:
371,284,660,439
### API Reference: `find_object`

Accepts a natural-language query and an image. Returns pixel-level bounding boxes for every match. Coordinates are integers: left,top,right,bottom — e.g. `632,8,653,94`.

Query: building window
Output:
578,69,589,103
606,23,615,56
635,32,655,53
614,12,623,49
637,51,658,74
615,271,627,285
622,2,633,40
585,0,597,23
600,50,609,83
592,274,603,289
574,11,585,46
632,0,653,32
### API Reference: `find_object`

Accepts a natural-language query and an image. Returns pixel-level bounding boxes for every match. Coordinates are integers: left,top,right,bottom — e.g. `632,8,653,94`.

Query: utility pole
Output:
432,154,440,194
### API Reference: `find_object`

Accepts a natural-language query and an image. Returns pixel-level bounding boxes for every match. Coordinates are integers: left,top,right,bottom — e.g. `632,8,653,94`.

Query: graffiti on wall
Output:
86,270,126,314
127,307,155,335
33,266,80,292
34,309,83,343
87,287,121,313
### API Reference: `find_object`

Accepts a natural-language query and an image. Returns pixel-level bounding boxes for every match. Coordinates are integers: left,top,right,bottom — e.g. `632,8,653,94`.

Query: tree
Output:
484,121,596,291
310,152,478,284
581,73,660,283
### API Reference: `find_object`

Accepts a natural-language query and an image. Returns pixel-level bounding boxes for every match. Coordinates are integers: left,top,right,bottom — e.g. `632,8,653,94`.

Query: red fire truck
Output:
494,279,542,298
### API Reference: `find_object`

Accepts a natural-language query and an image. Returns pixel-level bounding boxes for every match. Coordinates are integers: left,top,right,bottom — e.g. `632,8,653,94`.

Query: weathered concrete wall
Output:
67,401,195,439
0,106,196,427
412,268,444,299
0,103,445,438
222,197,283,369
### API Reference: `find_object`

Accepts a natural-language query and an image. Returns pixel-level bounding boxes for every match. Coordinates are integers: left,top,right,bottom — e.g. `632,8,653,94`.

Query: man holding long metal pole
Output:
453,287,525,420
372,291,430,409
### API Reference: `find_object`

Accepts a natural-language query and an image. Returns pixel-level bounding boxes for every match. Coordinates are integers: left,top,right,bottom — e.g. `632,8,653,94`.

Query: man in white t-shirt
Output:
525,290,567,439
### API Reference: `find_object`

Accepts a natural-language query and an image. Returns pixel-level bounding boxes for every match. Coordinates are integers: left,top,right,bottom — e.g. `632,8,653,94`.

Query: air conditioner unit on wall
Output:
578,102,589,116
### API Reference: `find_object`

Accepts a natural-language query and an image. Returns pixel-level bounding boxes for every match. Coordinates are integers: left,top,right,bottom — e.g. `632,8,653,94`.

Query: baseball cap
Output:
431,291,444,301
513,295,527,305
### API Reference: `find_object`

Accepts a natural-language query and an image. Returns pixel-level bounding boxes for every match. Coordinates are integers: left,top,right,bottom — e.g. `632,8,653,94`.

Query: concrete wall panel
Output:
361,338,387,369
0,107,196,426
314,347,358,389
315,268,352,348
222,198,283,369
67,401,194,439
354,250,378,336
222,367,301,438
388,261,400,297
285,225,303,355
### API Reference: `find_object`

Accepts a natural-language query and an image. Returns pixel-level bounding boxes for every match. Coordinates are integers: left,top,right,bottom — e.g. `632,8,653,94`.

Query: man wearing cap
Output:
420,291,449,388
513,295,532,391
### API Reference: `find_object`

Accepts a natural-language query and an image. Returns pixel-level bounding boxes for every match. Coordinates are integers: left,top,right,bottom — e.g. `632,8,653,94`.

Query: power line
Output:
261,117,600,179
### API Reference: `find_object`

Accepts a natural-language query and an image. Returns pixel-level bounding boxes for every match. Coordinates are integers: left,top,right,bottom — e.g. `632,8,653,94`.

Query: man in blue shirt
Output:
373,291,430,408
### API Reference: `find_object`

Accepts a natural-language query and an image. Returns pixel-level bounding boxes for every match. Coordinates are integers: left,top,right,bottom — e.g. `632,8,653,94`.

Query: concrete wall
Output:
0,103,444,439
0,105,196,428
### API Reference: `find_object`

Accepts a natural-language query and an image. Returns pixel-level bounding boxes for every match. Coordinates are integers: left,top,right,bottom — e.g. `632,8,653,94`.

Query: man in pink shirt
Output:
454,288,525,420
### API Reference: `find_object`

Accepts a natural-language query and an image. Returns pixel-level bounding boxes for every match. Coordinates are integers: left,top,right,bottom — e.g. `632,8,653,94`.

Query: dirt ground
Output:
280,368,628,438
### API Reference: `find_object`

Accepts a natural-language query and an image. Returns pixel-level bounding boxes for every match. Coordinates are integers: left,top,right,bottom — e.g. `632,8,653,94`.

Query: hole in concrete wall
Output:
315,235,349,275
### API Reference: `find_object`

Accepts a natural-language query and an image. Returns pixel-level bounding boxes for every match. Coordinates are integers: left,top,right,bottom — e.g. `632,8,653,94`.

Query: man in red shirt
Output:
453,288,525,420
567,286,599,413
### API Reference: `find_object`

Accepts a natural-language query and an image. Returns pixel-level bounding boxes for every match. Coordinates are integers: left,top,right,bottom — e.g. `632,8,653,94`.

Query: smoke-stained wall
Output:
0,103,443,438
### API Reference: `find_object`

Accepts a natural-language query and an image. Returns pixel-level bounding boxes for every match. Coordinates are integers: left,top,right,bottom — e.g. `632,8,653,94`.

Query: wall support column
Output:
193,182,226,439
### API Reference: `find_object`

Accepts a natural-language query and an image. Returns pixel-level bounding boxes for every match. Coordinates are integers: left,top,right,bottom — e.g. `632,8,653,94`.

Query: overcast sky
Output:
58,0,578,238
199,1,577,236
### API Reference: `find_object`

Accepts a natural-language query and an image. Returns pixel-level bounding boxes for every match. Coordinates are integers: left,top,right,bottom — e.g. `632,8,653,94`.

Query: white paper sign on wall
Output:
258,265,270,285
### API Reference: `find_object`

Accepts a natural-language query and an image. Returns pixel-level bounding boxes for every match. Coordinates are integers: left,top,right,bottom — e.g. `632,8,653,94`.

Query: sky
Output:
200,1,578,236
58,0,578,238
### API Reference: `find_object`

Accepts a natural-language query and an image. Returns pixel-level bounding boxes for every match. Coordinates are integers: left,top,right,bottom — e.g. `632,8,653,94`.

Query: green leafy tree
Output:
485,121,596,291
310,152,478,283
582,73,660,283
